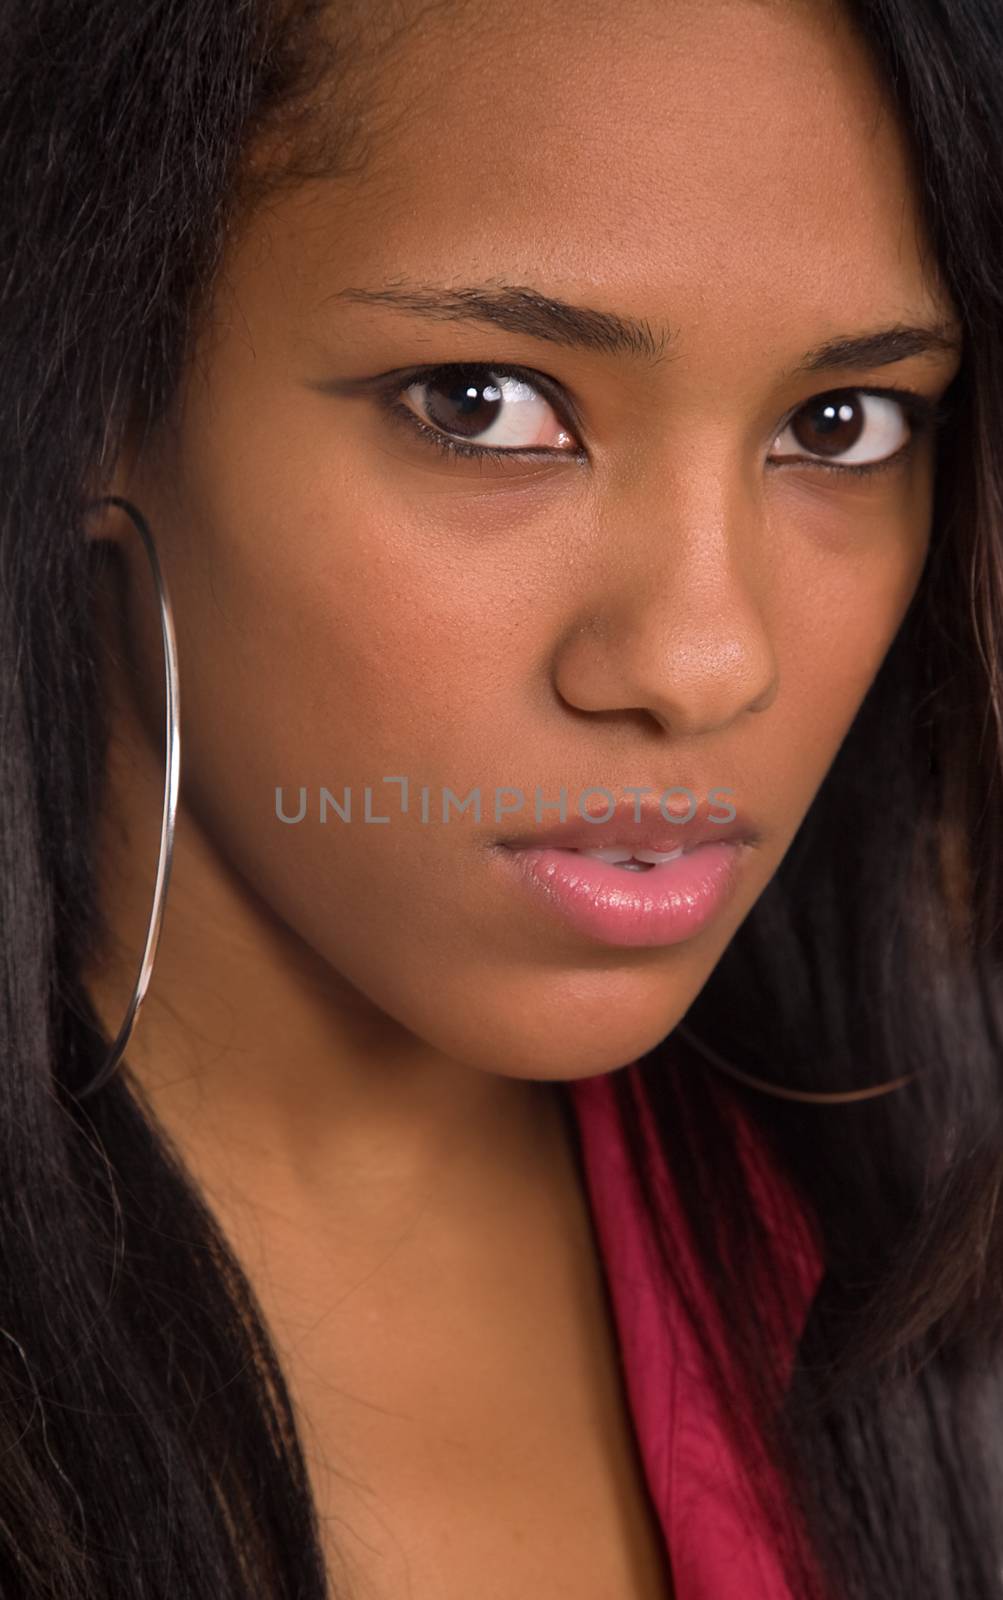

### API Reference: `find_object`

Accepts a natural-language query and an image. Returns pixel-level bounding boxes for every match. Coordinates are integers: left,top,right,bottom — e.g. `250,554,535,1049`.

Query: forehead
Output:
229,0,951,359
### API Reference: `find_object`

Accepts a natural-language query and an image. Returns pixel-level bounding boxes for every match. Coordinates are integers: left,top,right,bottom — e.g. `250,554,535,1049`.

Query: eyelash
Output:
373,361,954,478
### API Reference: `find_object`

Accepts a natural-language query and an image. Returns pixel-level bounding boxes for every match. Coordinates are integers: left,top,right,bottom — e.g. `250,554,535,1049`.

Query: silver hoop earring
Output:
77,496,181,1101
674,1023,915,1105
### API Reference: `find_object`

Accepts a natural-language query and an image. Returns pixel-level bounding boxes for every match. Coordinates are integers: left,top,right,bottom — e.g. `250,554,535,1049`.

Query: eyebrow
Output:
790,324,963,375
330,281,669,362
328,279,963,373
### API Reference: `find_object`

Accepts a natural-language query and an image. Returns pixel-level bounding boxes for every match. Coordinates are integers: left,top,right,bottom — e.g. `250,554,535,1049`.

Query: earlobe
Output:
82,423,145,542
81,495,123,543
82,471,137,544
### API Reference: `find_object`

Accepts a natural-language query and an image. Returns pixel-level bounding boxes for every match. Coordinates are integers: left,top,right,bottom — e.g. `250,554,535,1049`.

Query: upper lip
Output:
497,798,759,856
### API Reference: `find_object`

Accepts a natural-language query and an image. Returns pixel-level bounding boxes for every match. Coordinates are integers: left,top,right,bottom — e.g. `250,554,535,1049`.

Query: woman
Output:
2,0,1002,1595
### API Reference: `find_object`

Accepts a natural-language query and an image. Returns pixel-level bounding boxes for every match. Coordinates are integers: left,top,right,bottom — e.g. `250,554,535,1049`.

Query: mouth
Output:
491,837,752,949
553,845,686,871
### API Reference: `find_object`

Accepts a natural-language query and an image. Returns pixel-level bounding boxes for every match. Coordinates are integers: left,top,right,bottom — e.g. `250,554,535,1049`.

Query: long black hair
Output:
1,1,1001,1595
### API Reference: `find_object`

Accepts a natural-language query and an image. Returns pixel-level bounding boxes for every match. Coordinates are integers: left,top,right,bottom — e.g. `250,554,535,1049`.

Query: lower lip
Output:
494,841,748,949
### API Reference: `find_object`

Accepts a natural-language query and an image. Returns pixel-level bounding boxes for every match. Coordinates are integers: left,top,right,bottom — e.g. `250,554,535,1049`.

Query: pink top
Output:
565,1064,823,1599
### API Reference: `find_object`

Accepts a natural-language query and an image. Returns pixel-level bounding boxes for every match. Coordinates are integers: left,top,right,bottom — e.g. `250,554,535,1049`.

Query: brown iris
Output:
789,392,865,457
421,367,505,439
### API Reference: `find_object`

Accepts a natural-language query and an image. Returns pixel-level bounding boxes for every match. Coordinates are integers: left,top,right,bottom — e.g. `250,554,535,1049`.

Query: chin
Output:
404,969,692,1082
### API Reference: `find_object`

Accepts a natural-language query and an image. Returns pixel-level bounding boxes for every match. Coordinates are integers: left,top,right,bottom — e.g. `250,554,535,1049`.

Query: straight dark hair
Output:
2,1,1001,1595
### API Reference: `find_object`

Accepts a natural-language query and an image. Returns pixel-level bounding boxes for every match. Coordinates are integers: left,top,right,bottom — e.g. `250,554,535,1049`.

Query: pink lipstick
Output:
492,800,756,948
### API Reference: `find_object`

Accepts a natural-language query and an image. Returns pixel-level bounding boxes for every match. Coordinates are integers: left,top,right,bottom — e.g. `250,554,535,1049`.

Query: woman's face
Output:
97,0,962,1082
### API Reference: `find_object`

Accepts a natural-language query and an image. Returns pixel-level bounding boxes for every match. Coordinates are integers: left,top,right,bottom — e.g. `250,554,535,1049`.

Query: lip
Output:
496,798,758,856
492,800,758,950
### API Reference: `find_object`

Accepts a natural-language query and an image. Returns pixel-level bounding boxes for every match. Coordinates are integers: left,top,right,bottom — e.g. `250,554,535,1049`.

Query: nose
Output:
552,470,779,738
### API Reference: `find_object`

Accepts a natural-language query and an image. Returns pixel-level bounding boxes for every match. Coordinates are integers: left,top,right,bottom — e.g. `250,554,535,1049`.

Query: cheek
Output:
152,455,552,1017
771,449,933,665
759,477,933,825
805,519,928,703
169,479,517,797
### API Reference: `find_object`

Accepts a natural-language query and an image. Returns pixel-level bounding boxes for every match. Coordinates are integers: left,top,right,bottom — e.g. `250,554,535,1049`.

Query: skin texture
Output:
82,1,962,1591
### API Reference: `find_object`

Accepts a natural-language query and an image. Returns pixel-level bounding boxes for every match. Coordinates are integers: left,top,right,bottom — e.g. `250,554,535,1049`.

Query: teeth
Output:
575,845,685,864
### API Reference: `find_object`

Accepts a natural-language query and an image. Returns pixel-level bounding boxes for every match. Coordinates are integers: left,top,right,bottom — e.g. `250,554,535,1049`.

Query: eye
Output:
372,366,951,475
377,362,582,463
767,388,937,476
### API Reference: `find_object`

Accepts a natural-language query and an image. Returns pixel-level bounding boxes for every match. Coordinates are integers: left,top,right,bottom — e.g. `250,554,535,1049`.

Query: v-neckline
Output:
559,1066,822,1600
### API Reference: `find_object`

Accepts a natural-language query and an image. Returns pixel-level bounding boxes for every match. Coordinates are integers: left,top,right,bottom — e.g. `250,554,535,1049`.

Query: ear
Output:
82,428,143,545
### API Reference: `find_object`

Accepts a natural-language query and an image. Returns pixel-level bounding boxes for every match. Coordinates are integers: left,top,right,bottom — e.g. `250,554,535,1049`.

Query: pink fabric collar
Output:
566,1066,823,1598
